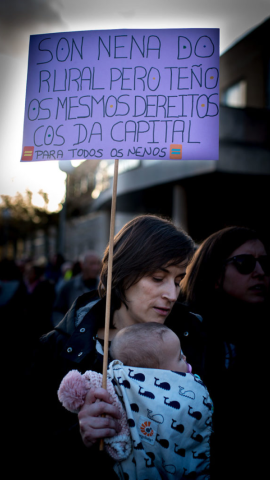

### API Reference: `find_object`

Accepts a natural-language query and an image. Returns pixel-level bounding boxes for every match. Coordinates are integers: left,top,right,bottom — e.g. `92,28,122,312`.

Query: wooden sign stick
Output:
100,158,119,450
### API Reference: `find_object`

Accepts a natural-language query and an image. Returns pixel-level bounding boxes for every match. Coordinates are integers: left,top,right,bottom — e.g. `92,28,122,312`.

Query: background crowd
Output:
0,250,101,368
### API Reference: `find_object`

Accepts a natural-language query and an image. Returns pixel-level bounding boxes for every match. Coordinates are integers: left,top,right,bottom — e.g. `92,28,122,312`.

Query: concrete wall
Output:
220,18,270,108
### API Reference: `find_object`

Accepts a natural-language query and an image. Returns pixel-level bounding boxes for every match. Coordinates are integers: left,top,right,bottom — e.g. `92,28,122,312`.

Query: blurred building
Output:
62,17,270,257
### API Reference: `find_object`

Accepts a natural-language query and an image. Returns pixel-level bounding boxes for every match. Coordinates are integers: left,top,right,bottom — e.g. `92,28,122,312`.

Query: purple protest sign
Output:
21,28,219,162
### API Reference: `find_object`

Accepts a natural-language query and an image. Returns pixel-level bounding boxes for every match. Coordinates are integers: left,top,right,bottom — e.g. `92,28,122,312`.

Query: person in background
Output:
23,260,55,340
44,253,65,286
180,226,270,480
0,258,28,366
54,261,73,294
51,250,101,326
0,258,27,314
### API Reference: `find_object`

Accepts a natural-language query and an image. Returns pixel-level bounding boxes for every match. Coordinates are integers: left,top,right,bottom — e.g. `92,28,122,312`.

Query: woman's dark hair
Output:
180,226,267,313
98,214,194,308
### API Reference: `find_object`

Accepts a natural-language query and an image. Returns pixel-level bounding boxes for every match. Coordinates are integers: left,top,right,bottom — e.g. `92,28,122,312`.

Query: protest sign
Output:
21,28,219,162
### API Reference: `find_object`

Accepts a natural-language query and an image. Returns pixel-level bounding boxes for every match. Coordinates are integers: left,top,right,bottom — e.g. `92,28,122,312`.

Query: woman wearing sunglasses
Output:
180,226,269,480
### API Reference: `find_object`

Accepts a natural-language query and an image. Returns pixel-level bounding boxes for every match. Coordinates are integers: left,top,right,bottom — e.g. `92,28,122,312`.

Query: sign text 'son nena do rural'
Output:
21,28,219,162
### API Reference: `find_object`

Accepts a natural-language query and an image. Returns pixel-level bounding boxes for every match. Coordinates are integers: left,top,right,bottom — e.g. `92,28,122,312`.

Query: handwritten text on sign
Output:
21,29,219,162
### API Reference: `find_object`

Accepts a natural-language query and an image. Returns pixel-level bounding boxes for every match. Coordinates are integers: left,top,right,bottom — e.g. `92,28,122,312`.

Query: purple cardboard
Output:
21,28,219,162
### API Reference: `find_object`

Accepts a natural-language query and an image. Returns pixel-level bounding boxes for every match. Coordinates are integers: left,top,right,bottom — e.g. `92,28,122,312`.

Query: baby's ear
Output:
58,370,88,413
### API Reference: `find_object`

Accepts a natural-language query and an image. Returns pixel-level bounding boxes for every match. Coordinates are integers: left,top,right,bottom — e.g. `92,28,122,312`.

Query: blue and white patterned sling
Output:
108,360,213,480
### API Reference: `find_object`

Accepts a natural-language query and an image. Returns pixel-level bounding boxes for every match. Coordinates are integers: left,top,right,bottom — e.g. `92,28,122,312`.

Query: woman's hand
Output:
78,387,122,448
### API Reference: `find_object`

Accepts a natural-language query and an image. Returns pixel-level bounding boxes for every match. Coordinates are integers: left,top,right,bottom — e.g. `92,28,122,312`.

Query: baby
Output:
110,322,193,374
58,323,212,479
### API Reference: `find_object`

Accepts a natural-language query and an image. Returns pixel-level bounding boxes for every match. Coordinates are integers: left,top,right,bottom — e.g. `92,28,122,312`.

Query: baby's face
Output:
159,330,192,373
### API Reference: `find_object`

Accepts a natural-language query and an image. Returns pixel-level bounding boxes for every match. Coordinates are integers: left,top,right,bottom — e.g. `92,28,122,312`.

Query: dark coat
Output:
18,290,207,478
189,294,270,480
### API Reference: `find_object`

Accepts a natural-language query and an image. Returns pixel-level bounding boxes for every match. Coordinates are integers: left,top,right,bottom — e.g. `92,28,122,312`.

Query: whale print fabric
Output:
108,360,213,480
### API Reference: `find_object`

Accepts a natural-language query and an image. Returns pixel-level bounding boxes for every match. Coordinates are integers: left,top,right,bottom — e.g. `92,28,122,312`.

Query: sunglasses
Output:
224,254,270,275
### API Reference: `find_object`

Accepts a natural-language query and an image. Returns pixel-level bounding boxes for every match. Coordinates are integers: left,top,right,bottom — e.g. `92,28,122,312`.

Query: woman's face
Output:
115,263,187,328
219,239,269,303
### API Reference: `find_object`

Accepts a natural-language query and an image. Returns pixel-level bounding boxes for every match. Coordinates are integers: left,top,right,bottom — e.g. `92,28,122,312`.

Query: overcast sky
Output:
0,0,269,210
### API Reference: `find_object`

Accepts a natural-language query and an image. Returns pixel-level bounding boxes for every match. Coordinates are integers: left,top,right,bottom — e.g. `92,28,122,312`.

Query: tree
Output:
0,190,60,259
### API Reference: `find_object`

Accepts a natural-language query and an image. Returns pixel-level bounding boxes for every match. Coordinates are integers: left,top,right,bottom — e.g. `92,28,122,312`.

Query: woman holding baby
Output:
19,214,206,478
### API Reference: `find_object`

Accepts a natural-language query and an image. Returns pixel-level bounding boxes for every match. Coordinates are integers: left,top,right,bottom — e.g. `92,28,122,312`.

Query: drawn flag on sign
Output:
170,144,182,159
22,146,34,161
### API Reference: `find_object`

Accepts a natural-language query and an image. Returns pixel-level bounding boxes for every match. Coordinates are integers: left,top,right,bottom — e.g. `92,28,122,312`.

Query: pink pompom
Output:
58,370,89,413
58,368,132,460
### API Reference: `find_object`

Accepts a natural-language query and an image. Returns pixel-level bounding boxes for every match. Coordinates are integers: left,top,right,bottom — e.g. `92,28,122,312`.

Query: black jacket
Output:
187,295,270,480
18,290,207,478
